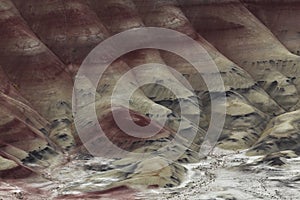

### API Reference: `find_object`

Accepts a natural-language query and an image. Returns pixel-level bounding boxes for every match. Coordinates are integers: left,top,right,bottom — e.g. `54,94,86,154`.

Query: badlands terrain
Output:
0,0,299,199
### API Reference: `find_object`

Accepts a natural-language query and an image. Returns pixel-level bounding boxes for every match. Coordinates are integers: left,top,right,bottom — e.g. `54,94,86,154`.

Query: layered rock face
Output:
244,0,300,56
0,0,299,198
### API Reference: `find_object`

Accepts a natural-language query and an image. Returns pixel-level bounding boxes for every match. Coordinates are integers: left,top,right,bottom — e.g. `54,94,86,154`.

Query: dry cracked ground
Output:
0,0,300,199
